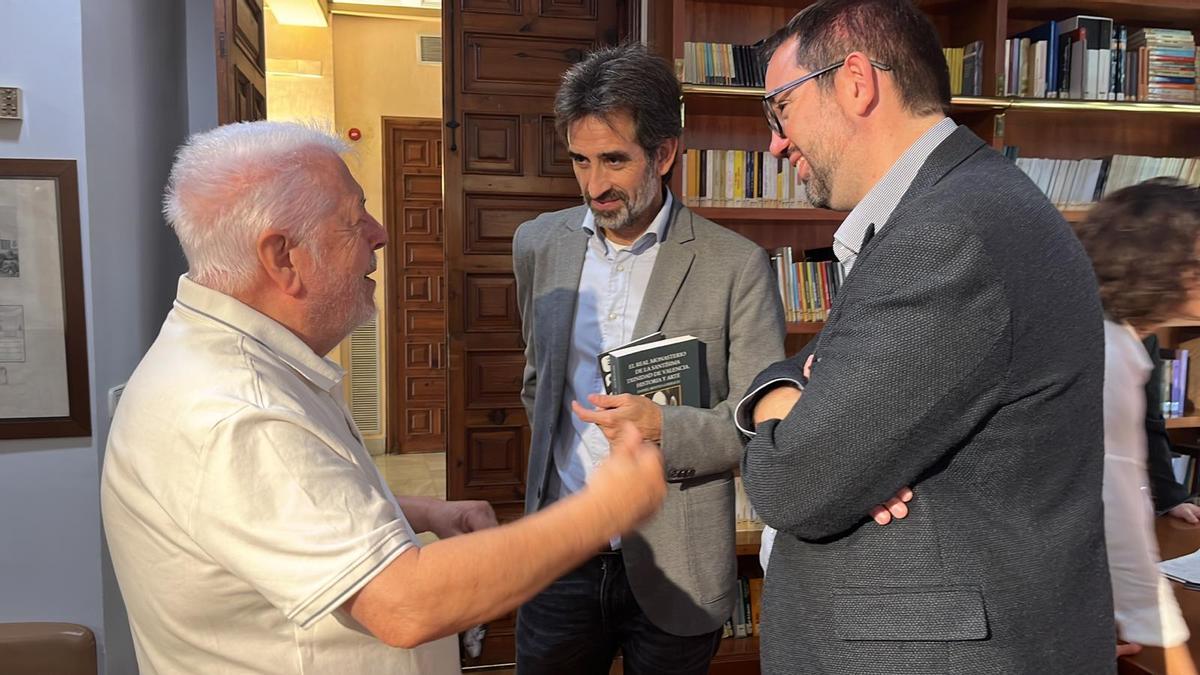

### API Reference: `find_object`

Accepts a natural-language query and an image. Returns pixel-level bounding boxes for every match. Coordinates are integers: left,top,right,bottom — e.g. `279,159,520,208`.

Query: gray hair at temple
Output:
553,42,682,180
163,121,348,294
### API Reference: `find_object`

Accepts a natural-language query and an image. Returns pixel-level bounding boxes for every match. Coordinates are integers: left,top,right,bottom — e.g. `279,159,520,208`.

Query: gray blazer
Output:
742,127,1115,674
513,199,785,636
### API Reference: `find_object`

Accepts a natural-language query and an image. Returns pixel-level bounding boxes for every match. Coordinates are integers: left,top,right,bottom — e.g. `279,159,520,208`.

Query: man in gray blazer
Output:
739,1,1115,673
512,43,785,674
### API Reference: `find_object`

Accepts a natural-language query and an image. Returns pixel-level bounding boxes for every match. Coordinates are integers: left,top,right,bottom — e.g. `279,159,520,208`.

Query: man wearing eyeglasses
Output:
735,1,1115,673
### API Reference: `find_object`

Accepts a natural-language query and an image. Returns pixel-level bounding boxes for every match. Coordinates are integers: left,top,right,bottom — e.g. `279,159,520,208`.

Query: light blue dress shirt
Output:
553,192,674,549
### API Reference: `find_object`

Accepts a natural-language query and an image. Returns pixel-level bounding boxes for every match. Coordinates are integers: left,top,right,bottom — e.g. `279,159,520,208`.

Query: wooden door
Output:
215,0,266,124
384,118,447,454
441,0,638,667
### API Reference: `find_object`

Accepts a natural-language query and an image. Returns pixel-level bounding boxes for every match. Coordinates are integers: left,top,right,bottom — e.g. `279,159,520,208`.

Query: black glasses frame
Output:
761,58,893,136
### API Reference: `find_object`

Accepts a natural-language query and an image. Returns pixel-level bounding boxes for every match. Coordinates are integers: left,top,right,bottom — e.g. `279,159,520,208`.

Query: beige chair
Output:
0,623,97,675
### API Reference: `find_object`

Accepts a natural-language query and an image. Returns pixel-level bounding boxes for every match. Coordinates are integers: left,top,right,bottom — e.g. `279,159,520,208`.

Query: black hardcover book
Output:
598,334,707,407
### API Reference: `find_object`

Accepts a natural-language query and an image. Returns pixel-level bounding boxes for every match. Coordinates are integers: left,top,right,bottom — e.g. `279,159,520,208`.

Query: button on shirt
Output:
554,192,674,545
100,276,458,675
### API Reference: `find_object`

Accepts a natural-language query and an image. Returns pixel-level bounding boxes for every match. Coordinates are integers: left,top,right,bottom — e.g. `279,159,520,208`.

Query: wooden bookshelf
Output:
690,206,845,221
654,1,1200,671
786,321,823,335
684,83,1200,116
736,524,764,556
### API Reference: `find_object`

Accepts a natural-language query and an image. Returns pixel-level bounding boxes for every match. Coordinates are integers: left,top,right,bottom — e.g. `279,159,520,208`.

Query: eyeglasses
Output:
762,58,892,137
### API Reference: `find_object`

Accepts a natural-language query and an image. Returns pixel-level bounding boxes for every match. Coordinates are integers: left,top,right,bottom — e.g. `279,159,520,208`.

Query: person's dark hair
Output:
758,0,950,116
554,42,682,179
1075,178,1200,328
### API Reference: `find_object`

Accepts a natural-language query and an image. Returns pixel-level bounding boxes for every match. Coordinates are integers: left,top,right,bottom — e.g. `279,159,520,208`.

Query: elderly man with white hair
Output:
100,121,666,675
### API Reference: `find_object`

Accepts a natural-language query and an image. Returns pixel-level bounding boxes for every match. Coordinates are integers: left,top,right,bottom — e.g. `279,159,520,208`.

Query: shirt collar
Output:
582,189,674,254
173,275,346,392
834,117,958,261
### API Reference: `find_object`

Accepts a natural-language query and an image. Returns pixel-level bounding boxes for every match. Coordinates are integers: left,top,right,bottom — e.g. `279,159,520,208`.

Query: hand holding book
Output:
572,393,665,444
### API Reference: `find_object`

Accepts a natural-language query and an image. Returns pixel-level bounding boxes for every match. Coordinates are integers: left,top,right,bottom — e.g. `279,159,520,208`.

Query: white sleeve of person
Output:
190,409,418,628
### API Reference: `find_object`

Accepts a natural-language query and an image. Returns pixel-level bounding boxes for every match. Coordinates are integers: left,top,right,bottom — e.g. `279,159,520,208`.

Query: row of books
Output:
1007,153,1200,208
734,476,760,527
681,149,812,208
770,246,844,323
721,575,762,640
941,41,984,96
1002,17,1197,102
681,41,765,88
1161,348,1191,419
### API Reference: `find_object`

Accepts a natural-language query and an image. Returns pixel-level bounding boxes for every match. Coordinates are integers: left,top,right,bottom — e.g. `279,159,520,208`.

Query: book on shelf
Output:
734,476,761,528
1012,20,1059,98
1172,450,1200,496
1001,16,1197,102
726,576,755,638
1160,348,1190,419
1129,27,1198,103
723,576,762,640
942,41,983,96
681,41,765,87
1005,152,1200,208
748,577,763,637
769,246,845,323
597,333,706,407
681,148,811,208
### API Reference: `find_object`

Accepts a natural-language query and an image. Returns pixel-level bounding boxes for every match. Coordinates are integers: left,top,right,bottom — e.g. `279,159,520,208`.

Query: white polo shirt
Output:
101,276,458,675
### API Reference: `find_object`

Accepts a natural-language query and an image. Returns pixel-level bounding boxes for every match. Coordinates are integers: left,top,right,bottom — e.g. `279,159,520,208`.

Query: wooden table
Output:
1119,517,1200,674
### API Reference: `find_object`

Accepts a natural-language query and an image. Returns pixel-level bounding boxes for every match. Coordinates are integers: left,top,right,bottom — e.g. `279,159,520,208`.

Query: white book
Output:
725,150,735,204
1035,158,1055,196
1034,41,1047,98
1068,160,1090,207
1166,156,1187,181
1049,159,1071,207
1070,38,1088,99
1085,49,1100,100
1083,159,1104,205
1172,455,1190,485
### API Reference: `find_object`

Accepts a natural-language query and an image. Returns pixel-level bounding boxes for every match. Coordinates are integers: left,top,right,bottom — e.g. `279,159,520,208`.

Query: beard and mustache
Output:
584,160,662,235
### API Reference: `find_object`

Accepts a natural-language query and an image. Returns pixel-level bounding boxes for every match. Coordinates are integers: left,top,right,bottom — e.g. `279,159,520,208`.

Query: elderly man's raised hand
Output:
585,421,666,534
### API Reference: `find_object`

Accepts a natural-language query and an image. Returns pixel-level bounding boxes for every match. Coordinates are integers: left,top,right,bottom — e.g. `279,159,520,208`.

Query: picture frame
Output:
0,159,90,439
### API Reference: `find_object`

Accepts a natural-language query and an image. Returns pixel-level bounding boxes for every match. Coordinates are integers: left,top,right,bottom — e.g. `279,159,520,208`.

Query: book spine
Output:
1181,349,1190,417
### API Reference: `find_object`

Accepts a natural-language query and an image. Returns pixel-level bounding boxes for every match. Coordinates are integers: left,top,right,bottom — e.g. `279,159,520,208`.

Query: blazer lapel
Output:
633,201,696,337
546,219,590,394
819,125,985,341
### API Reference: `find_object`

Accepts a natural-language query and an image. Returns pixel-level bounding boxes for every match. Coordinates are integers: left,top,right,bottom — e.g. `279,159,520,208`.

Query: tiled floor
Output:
375,451,447,499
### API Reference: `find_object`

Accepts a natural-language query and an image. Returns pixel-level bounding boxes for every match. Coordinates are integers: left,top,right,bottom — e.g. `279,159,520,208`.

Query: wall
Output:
81,1,191,672
185,0,220,135
0,1,105,666
265,9,336,125
0,1,195,673
332,14,442,449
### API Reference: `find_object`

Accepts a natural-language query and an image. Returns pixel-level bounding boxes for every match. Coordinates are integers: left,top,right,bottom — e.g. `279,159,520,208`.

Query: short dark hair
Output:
759,0,950,116
554,42,682,166
1075,179,1200,328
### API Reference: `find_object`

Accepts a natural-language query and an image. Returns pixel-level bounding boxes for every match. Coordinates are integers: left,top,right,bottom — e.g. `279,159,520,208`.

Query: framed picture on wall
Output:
0,159,90,439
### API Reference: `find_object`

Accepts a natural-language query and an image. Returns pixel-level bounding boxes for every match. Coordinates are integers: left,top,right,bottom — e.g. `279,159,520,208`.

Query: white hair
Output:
163,121,350,293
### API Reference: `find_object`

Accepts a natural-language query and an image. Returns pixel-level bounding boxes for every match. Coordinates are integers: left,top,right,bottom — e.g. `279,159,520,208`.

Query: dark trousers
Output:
516,552,722,675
